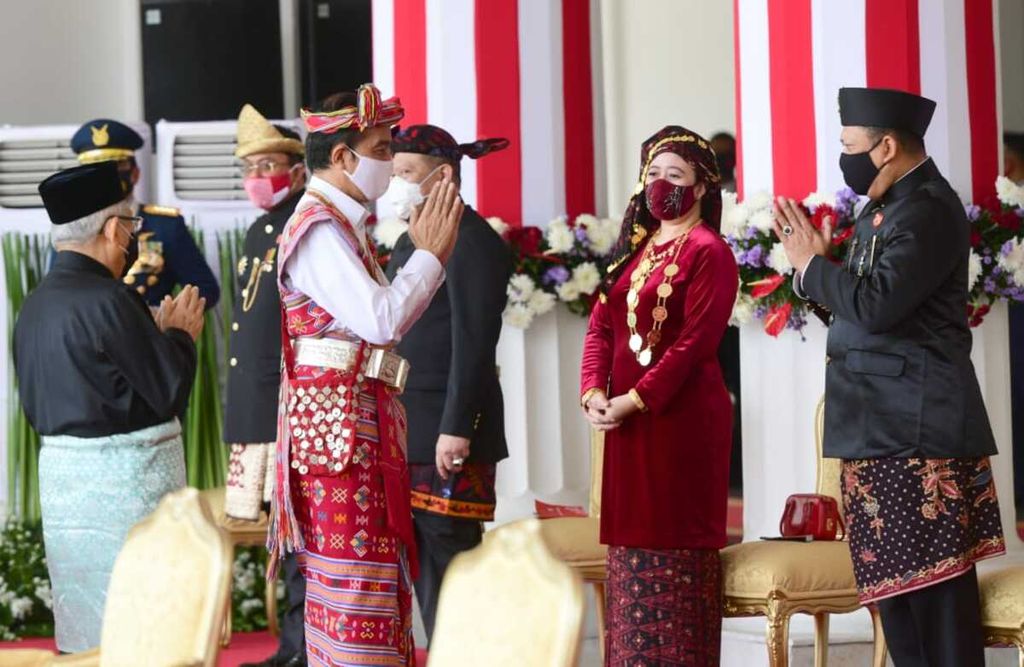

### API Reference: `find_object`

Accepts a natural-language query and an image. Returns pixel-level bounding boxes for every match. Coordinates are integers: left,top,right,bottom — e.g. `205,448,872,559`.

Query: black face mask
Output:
120,234,139,279
839,138,884,195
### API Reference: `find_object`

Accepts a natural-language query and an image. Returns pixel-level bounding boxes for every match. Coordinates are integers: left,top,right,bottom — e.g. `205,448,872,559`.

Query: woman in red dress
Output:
580,126,738,666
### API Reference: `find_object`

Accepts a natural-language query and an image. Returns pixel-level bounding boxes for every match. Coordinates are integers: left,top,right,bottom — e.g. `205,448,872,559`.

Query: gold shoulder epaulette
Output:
142,204,181,217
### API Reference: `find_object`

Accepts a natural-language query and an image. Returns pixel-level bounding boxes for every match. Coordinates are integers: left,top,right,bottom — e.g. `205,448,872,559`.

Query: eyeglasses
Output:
239,159,293,178
113,215,143,234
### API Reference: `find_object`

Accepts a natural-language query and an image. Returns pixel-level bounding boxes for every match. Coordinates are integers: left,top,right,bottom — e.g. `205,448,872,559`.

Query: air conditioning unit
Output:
0,123,153,234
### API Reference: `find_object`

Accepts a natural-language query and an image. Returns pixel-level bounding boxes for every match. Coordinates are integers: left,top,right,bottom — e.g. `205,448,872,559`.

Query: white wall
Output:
1001,0,1024,132
0,0,144,125
598,0,735,217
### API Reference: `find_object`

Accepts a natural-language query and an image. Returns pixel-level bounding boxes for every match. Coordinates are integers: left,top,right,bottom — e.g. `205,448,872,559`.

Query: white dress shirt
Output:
282,176,445,345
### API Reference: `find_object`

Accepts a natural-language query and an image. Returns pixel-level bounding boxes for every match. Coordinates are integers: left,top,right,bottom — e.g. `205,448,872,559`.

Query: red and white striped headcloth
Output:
300,83,405,134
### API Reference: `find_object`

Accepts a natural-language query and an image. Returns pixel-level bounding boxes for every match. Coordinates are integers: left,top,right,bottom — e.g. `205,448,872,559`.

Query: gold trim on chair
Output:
720,396,887,667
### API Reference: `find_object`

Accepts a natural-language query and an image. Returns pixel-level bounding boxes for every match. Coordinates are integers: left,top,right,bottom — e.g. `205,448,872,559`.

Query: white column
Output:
493,307,592,525
970,302,1024,559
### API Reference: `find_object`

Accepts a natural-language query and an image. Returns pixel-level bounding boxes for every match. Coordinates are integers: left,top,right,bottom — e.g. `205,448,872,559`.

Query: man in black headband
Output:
774,87,1004,665
384,124,512,642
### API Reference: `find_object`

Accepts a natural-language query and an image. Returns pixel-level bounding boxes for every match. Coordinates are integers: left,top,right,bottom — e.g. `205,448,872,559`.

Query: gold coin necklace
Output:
626,224,696,366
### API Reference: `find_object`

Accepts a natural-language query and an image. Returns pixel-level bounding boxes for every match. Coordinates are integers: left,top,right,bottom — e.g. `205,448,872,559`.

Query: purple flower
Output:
834,187,859,218
739,245,765,268
574,227,588,242
1002,240,1015,257
985,278,997,293
543,265,571,286
964,204,982,222
746,226,761,240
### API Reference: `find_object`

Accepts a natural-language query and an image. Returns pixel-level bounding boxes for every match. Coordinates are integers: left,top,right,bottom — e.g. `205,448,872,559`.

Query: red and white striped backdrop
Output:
371,0,602,226
734,0,1001,204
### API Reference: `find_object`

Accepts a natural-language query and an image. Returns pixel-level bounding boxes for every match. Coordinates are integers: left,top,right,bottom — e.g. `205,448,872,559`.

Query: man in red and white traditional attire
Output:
269,83,463,667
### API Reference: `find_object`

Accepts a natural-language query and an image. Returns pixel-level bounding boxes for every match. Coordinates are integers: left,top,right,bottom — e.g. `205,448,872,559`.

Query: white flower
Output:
503,303,535,329
34,582,52,610
730,292,755,327
998,238,1024,285
10,596,33,620
721,199,750,237
545,217,575,254
580,215,621,256
768,243,794,275
802,191,835,211
996,176,1024,209
749,208,775,233
372,217,409,249
746,190,774,212
556,281,581,302
507,274,536,302
487,216,510,237
968,250,983,292
572,262,602,296
240,598,263,615
527,290,556,316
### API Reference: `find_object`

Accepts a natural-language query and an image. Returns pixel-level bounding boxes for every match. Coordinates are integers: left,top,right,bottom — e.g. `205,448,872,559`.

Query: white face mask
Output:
384,166,442,220
344,146,393,201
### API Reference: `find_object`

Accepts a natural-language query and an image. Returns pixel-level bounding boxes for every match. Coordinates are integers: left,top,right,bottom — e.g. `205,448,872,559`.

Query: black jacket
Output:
222,193,302,444
14,251,196,437
803,158,996,459
386,206,512,464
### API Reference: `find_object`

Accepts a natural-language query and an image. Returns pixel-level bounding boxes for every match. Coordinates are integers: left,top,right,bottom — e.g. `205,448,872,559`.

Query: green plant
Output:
3,233,48,523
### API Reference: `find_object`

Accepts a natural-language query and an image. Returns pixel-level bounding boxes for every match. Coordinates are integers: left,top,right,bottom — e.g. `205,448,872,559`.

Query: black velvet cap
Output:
38,162,126,225
838,87,936,138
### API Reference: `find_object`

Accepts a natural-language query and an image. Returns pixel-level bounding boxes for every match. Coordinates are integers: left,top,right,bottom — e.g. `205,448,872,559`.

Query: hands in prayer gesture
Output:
772,196,833,273
156,285,206,341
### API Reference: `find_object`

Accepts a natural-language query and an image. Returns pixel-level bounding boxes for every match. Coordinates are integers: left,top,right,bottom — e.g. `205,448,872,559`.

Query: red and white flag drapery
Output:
372,0,601,226
734,0,1000,203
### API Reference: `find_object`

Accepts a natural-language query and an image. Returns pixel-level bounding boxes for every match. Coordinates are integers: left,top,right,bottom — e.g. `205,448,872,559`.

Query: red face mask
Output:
644,178,697,221
244,171,293,211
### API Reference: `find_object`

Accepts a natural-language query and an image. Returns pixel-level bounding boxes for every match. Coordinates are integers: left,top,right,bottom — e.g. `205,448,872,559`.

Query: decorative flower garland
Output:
372,213,623,329
370,176,1024,337
724,177,1024,336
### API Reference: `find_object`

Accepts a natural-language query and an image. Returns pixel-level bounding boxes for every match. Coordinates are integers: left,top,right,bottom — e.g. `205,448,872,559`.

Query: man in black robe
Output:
225,104,308,667
13,161,205,652
384,125,512,642
775,87,1004,666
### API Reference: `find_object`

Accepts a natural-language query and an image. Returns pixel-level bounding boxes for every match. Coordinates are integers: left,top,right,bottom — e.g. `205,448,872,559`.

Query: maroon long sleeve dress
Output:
581,221,738,665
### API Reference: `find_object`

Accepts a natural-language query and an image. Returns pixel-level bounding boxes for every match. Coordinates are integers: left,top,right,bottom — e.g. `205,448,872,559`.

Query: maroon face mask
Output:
644,178,697,221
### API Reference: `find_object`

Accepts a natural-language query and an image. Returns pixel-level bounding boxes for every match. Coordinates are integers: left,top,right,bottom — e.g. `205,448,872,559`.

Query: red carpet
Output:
0,633,429,665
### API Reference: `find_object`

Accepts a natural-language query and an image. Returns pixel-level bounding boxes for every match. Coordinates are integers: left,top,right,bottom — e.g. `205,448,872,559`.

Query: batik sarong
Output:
841,456,1005,604
606,546,722,666
409,463,497,521
38,419,186,652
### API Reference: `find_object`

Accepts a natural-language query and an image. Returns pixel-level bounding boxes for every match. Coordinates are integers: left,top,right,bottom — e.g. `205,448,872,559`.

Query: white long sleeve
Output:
792,255,818,300
285,221,444,345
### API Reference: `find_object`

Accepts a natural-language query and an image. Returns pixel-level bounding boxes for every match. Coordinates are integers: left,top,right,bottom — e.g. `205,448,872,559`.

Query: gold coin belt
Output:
626,225,696,366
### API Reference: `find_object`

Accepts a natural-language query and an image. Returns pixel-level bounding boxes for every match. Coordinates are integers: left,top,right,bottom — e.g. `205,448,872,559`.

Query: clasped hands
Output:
772,196,834,271
156,285,205,341
583,390,639,432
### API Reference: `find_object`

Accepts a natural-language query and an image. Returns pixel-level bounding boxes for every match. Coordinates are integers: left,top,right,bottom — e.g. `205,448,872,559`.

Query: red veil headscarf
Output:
602,125,723,292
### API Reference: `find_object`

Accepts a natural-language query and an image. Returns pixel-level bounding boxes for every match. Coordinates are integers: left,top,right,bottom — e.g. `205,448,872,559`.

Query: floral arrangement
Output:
0,520,282,640
371,214,623,330
0,519,52,640
724,177,1024,336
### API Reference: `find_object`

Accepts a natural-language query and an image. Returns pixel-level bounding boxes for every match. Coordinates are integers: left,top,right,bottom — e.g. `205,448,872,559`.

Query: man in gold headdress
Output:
224,105,309,667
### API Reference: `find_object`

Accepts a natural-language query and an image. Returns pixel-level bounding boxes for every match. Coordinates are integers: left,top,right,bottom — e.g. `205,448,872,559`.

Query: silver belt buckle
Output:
294,338,358,371
366,348,410,393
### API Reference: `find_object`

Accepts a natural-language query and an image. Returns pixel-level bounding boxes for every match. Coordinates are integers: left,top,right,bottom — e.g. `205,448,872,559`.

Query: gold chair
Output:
719,397,887,667
488,430,609,653
429,518,585,666
0,487,232,667
197,486,280,645
979,565,1024,667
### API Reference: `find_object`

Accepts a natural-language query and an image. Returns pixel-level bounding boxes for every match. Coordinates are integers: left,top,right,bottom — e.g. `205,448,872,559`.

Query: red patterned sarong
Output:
295,390,414,666
606,547,722,667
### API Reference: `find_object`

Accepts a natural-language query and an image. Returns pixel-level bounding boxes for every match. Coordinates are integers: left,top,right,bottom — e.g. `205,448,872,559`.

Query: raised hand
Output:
408,179,464,265
157,285,206,341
